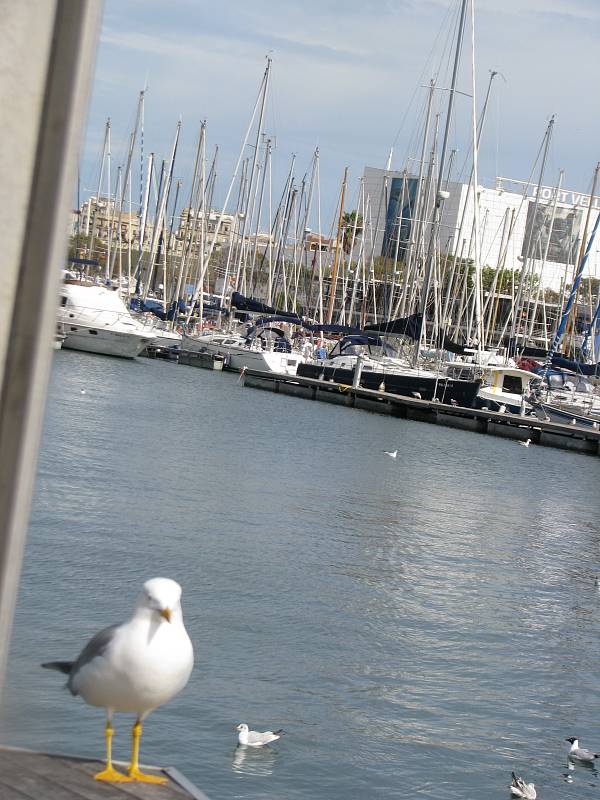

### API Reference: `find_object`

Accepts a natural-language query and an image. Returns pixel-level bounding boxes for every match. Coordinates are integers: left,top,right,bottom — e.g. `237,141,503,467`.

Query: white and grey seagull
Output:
510,771,537,798
42,577,194,783
565,736,600,764
383,450,398,459
236,723,283,747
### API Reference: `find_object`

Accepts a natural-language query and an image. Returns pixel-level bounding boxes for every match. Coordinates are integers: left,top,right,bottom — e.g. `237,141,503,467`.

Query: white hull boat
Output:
182,331,304,375
58,281,151,359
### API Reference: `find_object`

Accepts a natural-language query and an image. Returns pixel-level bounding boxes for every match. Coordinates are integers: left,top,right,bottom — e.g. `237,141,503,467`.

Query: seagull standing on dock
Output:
509,772,536,798
236,723,283,747
519,439,532,447
42,577,194,783
565,736,600,764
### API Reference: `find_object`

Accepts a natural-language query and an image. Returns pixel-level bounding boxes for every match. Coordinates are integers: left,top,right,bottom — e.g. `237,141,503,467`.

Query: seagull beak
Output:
159,607,172,623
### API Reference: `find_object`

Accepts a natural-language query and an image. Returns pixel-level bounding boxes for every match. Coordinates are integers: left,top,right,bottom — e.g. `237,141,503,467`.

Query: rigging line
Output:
390,0,460,150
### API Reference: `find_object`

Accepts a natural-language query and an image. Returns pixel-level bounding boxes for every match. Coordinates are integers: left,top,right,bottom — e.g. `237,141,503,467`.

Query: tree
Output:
341,210,363,254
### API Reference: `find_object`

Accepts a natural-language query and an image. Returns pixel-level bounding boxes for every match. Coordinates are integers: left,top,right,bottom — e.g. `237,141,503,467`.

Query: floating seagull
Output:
595,576,600,589
80,389,86,395
565,736,600,764
42,577,194,783
236,723,283,747
510,771,537,799
383,450,398,459
519,439,531,447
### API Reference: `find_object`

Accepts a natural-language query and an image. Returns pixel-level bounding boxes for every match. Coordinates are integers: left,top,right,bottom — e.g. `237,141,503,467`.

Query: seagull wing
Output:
66,623,122,696
572,746,598,761
246,729,281,745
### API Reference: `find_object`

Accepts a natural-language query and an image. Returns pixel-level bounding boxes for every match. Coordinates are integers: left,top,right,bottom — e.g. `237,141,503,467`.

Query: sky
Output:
80,0,600,224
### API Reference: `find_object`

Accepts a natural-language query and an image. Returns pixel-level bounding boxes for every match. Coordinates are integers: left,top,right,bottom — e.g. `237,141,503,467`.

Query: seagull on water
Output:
42,577,194,784
236,723,283,747
519,439,531,447
565,736,600,764
383,450,398,459
510,771,536,798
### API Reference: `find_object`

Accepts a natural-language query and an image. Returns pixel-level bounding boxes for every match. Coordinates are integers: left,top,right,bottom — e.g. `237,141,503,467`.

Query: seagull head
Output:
565,736,578,746
236,723,248,733
138,577,183,623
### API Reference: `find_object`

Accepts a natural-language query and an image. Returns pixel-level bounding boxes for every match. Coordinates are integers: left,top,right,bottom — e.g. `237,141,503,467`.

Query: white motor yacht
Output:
58,281,152,359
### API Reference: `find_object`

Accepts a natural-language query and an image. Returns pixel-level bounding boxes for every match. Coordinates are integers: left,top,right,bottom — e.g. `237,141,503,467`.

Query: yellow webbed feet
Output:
94,766,131,782
127,766,167,784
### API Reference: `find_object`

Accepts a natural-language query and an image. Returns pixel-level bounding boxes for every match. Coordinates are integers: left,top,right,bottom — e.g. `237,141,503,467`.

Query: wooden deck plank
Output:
0,747,201,799
0,777,41,800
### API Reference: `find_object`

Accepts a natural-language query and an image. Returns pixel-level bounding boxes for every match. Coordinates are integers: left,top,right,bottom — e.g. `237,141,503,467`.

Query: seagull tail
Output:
41,661,73,674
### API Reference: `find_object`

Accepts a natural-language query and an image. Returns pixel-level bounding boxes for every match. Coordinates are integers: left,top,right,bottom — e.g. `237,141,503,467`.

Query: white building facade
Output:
363,166,600,291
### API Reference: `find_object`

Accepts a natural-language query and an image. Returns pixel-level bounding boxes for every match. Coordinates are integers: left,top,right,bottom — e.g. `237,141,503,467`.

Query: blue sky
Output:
81,0,600,222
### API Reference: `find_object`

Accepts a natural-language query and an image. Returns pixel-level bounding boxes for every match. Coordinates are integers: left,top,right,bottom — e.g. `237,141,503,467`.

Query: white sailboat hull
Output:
182,333,304,375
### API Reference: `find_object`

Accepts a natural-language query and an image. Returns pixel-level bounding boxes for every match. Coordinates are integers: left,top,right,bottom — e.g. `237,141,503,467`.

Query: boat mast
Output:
509,115,555,351
468,0,483,356
108,89,145,285
542,163,600,376
186,59,270,325
413,0,469,365
105,119,112,283
326,166,348,324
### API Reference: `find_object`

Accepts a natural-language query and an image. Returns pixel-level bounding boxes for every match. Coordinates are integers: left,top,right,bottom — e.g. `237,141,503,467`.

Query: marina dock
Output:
0,746,209,800
242,369,600,456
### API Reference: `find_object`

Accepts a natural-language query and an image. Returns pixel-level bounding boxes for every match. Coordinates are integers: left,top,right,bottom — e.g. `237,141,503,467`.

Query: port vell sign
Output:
496,177,600,209
530,185,600,209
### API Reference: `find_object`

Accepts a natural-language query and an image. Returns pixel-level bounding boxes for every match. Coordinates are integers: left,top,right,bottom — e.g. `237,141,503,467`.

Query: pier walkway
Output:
0,746,209,800
242,369,600,457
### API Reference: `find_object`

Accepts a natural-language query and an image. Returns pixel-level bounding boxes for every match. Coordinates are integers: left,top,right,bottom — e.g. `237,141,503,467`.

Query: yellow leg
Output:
94,721,130,782
127,719,167,784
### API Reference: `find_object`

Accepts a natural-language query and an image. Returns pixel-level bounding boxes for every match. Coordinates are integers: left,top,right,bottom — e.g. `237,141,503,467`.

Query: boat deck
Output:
0,746,209,800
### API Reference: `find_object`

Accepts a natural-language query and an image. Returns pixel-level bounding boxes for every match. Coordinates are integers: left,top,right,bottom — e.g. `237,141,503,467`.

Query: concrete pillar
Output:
0,0,102,695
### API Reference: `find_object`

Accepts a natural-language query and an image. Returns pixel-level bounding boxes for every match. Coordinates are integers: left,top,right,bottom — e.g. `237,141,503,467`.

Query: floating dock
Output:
0,746,210,799
242,369,600,456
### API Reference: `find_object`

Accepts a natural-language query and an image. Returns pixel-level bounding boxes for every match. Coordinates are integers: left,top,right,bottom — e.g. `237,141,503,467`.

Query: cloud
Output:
82,0,600,218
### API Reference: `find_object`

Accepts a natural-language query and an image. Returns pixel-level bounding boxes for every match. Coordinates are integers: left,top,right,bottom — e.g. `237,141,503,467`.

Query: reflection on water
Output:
1,350,600,800
232,744,279,776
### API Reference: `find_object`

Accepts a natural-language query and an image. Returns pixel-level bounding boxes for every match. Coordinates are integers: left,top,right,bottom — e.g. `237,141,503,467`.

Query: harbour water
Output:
1,350,600,799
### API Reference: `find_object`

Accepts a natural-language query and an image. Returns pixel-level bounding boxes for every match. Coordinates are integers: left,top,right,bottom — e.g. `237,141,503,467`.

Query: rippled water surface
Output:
1,350,600,799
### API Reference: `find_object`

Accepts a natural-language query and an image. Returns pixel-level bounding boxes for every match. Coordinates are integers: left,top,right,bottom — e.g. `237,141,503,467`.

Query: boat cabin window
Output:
502,375,523,394
60,296,68,307
88,330,98,335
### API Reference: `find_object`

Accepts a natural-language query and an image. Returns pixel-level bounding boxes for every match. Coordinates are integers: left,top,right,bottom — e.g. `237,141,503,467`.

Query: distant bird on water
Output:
594,576,600,589
519,439,531,447
565,736,600,764
42,577,194,783
510,771,537,798
236,723,283,747
383,450,398,459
